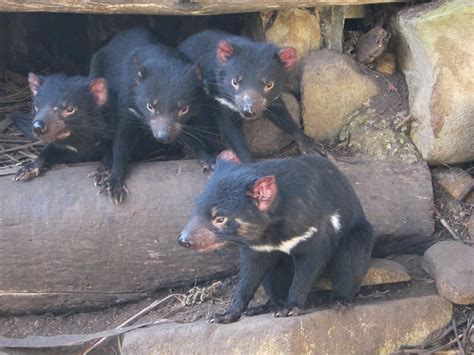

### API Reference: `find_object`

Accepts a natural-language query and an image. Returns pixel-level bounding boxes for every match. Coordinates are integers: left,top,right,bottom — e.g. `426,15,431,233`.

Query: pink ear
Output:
217,150,240,164
217,40,234,64
89,78,108,107
251,176,277,212
28,73,42,96
278,47,297,71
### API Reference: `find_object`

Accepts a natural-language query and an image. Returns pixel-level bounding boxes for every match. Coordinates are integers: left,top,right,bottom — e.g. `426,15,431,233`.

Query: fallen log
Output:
0,0,406,16
0,157,433,314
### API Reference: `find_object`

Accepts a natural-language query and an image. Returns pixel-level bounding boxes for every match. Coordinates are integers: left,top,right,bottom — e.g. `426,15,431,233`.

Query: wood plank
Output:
0,157,433,314
0,0,406,15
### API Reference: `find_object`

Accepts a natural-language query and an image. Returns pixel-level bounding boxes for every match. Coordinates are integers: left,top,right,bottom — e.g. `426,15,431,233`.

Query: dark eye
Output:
265,81,274,91
179,105,189,116
213,216,228,225
146,103,154,112
231,78,239,89
64,107,76,115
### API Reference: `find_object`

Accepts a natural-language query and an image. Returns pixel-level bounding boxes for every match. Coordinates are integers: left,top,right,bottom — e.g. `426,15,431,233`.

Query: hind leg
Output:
245,255,293,316
330,222,374,304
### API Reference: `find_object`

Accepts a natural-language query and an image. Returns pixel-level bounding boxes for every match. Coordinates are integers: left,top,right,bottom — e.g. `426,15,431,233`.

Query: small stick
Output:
0,142,41,155
81,294,179,355
434,208,461,241
452,319,465,355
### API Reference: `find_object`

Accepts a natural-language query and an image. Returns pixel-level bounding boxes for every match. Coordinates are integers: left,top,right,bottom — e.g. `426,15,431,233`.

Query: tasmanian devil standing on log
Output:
178,150,374,323
90,27,214,203
178,30,322,163
13,73,111,182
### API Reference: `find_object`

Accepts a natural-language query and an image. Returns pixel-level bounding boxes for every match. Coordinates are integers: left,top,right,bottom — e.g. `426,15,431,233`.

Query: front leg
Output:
13,144,72,182
216,106,255,163
274,253,327,318
210,248,277,324
266,98,324,156
108,119,136,204
180,129,215,173
90,147,113,190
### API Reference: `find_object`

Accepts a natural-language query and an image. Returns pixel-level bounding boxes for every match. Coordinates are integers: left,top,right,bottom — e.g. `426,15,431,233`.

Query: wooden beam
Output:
0,0,405,15
0,157,433,314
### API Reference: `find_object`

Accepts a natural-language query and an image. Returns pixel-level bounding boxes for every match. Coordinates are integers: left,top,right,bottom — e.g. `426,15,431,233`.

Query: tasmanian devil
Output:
178,150,374,323
178,30,322,163
13,73,111,182
90,27,215,203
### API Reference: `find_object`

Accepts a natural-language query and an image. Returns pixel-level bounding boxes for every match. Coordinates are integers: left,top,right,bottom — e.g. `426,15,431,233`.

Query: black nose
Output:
154,130,171,143
32,120,47,135
242,107,256,118
178,233,192,248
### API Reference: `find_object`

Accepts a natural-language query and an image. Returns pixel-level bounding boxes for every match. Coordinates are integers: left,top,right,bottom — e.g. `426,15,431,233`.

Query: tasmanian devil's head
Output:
214,38,296,121
130,48,204,145
178,150,278,252
28,73,108,143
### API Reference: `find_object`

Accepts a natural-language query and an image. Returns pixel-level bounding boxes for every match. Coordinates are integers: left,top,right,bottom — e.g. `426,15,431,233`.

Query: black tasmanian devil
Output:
90,27,215,203
13,73,111,182
178,150,374,323
178,30,322,163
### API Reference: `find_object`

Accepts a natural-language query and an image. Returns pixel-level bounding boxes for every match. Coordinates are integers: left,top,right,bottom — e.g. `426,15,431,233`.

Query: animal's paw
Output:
13,160,44,182
297,134,326,157
273,306,301,318
330,299,353,312
209,310,241,324
89,162,111,189
107,176,129,204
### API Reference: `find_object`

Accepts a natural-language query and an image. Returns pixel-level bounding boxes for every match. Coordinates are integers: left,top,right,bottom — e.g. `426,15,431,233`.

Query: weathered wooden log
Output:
0,0,406,16
0,158,433,314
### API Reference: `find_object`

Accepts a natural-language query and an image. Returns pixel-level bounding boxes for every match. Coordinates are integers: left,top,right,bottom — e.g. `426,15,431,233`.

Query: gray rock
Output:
423,241,474,305
393,0,474,165
301,49,378,143
432,167,474,204
122,294,452,354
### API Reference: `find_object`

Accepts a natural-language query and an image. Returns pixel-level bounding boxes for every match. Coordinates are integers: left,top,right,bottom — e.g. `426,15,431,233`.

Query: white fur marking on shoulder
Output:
214,97,238,112
330,213,342,232
251,226,318,255
65,145,78,153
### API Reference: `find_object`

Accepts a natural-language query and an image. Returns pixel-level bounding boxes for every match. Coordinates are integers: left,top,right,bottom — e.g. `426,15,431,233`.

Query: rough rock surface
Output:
315,258,411,290
122,294,452,355
423,241,474,305
262,8,321,60
244,93,300,156
375,52,397,75
394,0,474,164
432,167,474,204
301,49,378,143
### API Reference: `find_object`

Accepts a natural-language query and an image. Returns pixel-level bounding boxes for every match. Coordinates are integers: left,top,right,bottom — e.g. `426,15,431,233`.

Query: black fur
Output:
178,30,321,163
90,27,215,203
178,153,374,323
13,74,112,182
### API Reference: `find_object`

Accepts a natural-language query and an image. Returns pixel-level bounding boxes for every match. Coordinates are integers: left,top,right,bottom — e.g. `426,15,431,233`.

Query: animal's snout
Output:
32,120,47,136
178,232,193,248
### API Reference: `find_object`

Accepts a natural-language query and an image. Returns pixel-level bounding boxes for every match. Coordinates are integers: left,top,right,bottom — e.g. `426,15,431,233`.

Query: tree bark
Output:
0,158,433,314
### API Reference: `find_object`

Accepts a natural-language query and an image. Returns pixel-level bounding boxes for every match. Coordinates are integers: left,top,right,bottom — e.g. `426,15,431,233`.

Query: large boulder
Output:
394,0,474,165
301,49,379,143
423,241,474,305
262,8,321,61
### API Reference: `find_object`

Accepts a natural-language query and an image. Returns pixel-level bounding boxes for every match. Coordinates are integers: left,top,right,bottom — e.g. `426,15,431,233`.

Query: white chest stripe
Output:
250,226,318,255
65,145,78,153
214,97,239,112
330,213,342,232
